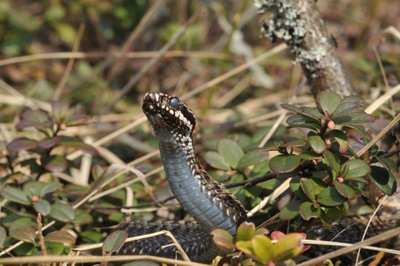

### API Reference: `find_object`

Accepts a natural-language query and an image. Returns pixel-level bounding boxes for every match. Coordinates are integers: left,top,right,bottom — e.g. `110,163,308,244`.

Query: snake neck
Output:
155,130,247,235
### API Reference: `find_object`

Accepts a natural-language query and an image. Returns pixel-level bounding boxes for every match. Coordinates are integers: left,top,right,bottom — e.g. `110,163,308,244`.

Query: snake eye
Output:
169,97,180,109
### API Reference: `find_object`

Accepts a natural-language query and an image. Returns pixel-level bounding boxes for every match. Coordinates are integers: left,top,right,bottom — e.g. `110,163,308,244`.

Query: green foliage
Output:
274,91,396,222
0,103,97,255
213,222,307,265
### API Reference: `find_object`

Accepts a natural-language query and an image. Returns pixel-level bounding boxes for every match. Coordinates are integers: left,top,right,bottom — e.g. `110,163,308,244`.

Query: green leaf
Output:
50,202,75,222
1,187,31,205
269,155,300,173
235,240,253,255
0,226,6,248
341,159,370,179
204,151,231,171
237,149,269,169
211,229,234,250
286,114,321,131
33,200,51,216
281,104,323,120
326,130,348,152
40,181,62,197
316,91,342,115
369,166,396,195
323,150,340,176
333,181,356,199
299,201,320,220
252,235,274,262
102,230,127,255
43,155,68,173
236,222,256,241
300,178,317,201
23,181,44,197
45,241,65,255
273,233,306,262
279,200,301,220
307,132,326,154
6,137,37,153
45,230,76,246
9,226,36,244
317,187,346,207
218,139,244,168
80,230,104,243
58,136,98,155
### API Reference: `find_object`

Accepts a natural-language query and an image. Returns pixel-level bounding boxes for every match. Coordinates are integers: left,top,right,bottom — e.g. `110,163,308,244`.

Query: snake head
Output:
142,92,196,138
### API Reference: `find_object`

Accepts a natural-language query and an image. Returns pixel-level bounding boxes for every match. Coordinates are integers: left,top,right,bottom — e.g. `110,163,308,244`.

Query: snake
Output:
117,92,400,264
117,92,247,262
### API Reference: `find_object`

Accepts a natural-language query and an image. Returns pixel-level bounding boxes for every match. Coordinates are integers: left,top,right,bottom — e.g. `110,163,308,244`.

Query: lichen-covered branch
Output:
255,0,354,96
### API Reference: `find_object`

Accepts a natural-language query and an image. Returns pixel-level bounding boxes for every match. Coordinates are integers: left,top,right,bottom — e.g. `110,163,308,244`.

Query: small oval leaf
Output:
204,151,231,171
317,187,346,207
341,159,370,179
10,226,36,244
237,149,269,169
269,155,300,173
7,137,37,153
50,202,75,222
43,155,68,173
102,230,127,255
279,200,301,220
317,91,342,115
45,230,76,246
218,139,244,169
1,187,31,205
299,201,320,220
211,229,234,250
307,132,326,154
33,200,51,216
236,222,256,241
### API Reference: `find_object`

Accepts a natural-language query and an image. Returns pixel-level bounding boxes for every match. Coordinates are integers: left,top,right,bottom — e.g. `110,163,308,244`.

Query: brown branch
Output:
256,0,353,96
36,213,49,266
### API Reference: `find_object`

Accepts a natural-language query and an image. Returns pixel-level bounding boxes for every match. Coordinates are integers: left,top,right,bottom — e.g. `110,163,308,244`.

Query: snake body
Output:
118,92,247,262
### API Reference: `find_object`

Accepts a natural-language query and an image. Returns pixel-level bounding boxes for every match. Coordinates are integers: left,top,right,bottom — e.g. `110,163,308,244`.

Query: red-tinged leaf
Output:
58,136,98,156
271,231,286,240
17,109,52,129
43,155,68,173
45,230,76,246
9,226,36,244
236,222,256,241
7,137,37,152
211,229,234,250
273,233,306,262
52,101,70,122
64,113,91,126
38,137,61,149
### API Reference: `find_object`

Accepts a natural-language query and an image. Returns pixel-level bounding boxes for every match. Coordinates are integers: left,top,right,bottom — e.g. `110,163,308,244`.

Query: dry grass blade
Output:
53,23,85,101
365,83,400,114
298,227,400,266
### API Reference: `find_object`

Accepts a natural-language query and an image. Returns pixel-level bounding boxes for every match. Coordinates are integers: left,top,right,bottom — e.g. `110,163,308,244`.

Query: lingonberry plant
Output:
0,102,97,255
207,91,397,264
